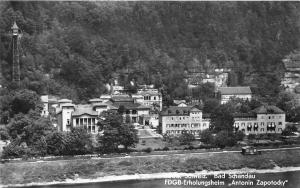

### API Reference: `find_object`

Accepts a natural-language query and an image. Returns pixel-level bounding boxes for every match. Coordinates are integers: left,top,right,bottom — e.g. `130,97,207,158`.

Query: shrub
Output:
188,145,194,150
162,146,169,151
178,131,195,145
143,147,152,153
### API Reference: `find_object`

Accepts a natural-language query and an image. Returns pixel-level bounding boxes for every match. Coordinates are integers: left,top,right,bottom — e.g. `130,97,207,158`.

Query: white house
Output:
233,105,286,135
219,86,252,104
160,106,210,137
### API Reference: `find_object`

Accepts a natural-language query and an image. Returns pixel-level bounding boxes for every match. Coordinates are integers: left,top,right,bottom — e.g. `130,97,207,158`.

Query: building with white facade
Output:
160,105,286,137
109,95,151,125
160,106,210,137
137,88,162,111
55,99,117,134
219,86,252,104
233,105,286,135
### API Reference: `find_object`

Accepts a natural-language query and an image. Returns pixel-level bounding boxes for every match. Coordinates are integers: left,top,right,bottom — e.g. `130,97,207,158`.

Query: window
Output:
261,128,264,132
278,122,282,125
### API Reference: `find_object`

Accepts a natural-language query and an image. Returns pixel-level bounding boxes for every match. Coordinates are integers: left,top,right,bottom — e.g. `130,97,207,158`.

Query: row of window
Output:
238,128,283,133
167,116,203,121
166,123,208,128
259,115,282,119
166,130,201,135
234,122,283,127
144,96,159,100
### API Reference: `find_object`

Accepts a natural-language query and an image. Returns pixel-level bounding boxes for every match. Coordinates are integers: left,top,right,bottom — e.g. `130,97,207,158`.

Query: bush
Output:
143,147,152,153
188,145,194,150
179,131,195,145
162,146,169,151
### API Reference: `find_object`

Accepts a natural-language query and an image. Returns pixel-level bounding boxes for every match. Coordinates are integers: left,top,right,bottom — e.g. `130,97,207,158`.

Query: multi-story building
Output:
109,95,151,125
219,86,252,104
137,88,162,111
55,99,117,134
161,105,286,137
160,106,210,137
233,105,286,135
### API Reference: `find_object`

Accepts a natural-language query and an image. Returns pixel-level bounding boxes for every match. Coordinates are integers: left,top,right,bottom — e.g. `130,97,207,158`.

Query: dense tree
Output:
214,131,237,148
0,127,10,141
203,98,220,114
0,2,298,102
199,129,214,145
178,131,195,145
210,103,235,132
7,114,54,145
118,124,138,150
97,110,138,153
282,125,298,136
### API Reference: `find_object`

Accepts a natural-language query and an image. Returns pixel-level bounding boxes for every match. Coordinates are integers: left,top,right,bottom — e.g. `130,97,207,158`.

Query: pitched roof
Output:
111,96,134,102
112,102,150,110
161,106,201,116
253,105,285,114
219,87,251,95
72,104,98,116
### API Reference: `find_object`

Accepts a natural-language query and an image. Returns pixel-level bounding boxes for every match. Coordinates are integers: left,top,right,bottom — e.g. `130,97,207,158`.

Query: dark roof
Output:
233,112,256,118
111,96,134,102
92,102,107,106
253,105,285,114
112,102,150,110
72,105,98,116
161,106,201,116
219,87,251,95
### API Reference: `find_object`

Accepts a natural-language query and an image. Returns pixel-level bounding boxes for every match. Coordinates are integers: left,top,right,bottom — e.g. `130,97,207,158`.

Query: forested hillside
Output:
0,1,299,103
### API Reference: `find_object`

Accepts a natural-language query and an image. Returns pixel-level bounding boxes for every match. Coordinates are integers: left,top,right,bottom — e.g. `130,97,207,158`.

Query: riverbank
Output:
1,149,300,187
3,166,300,188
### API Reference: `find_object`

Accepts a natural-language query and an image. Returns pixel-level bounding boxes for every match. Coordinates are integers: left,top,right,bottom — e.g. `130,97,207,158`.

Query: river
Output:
28,170,300,188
